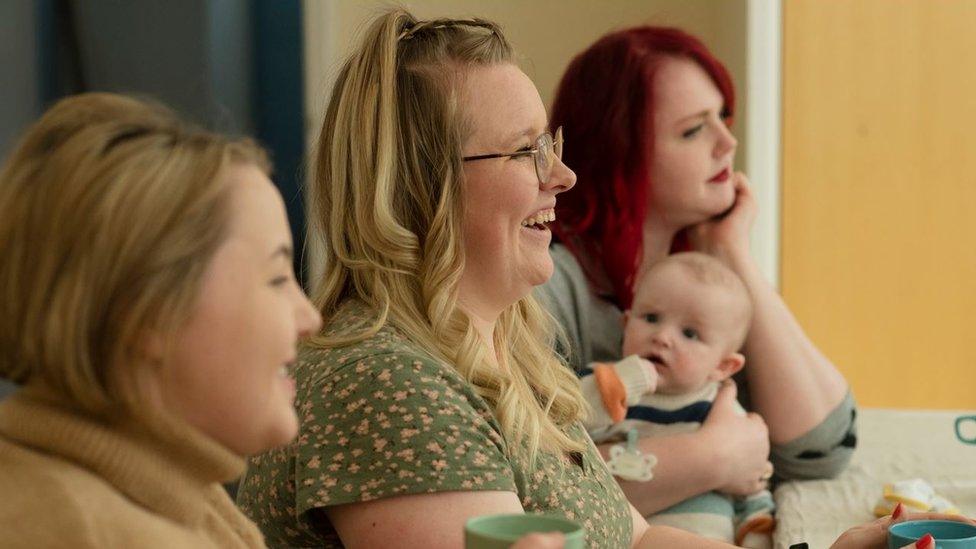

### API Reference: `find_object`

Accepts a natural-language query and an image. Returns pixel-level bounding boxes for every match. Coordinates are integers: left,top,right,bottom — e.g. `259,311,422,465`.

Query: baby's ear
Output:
710,352,745,382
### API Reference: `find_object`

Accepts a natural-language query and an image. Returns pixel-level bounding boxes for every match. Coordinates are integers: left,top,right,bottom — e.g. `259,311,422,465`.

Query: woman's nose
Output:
296,292,323,338
544,157,576,194
713,122,737,159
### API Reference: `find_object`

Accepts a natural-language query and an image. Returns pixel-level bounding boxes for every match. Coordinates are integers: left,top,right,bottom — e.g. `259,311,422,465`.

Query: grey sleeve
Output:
770,391,858,480
536,245,624,373
535,245,593,372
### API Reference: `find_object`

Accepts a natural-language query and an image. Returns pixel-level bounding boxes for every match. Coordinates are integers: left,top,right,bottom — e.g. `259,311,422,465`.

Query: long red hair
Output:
550,26,735,309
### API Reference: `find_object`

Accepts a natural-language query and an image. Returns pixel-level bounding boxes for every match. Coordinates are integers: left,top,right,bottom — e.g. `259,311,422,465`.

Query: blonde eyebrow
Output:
502,126,539,148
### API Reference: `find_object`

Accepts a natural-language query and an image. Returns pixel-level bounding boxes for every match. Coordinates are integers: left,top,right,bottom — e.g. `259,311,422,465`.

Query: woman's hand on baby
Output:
688,172,757,269
701,381,771,496
829,503,976,549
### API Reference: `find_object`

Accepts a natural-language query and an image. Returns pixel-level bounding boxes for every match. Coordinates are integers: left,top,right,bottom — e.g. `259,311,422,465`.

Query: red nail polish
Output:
892,502,904,520
915,533,934,549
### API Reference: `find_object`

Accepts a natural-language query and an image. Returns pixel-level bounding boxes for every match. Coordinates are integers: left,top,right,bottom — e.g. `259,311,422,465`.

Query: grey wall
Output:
0,380,16,400
1,0,254,159
72,0,253,134
0,1,254,139
0,3,37,400
0,2,40,159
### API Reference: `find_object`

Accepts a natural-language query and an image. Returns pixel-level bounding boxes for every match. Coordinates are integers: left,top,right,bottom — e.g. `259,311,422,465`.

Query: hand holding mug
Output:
829,503,976,549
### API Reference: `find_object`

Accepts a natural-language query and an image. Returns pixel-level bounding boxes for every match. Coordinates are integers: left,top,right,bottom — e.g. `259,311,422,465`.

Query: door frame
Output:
746,0,783,288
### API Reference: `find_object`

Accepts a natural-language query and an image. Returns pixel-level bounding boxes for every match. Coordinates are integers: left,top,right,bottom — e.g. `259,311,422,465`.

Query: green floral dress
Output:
237,300,633,548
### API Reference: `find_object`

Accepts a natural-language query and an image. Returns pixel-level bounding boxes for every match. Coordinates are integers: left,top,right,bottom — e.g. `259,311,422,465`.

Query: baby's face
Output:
622,263,743,395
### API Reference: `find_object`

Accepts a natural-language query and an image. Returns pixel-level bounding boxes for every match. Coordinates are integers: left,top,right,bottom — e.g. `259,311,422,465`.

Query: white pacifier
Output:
606,429,657,482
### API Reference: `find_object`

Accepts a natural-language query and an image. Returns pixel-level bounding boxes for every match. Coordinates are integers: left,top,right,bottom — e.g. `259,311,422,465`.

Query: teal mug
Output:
464,513,584,549
888,520,976,548
956,415,976,445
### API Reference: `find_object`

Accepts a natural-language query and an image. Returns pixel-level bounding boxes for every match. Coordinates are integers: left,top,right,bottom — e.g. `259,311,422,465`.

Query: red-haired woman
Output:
540,26,856,516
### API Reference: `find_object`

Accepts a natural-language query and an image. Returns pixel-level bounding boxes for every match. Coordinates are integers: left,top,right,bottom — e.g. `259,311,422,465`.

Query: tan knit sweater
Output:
0,386,266,548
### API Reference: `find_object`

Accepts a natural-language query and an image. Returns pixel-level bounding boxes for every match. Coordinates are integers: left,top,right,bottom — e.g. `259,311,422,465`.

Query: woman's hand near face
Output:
700,382,772,497
688,172,757,269
686,171,852,448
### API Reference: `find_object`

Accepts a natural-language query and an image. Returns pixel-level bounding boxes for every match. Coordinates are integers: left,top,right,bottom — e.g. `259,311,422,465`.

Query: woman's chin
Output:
253,413,300,456
677,210,722,229
519,256,555,290
695,199,736,223
718,190,738,214
515,240,555,284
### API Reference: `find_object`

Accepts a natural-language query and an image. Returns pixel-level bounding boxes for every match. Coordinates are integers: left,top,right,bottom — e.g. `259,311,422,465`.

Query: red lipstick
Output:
708,167,730,183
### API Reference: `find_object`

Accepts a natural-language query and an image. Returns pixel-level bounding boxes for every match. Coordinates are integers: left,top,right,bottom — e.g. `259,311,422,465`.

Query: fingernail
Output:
892,502,904,519
915,533,934,549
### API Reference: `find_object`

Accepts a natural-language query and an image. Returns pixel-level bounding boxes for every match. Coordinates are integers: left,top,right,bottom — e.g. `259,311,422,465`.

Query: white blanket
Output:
773,408,976,549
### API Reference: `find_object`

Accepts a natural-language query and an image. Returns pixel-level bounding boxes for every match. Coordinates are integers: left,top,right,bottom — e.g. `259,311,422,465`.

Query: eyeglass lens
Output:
534,128,563,184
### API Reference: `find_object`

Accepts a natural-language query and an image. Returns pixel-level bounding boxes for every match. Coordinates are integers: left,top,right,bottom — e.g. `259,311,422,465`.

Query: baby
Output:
581,252,775,548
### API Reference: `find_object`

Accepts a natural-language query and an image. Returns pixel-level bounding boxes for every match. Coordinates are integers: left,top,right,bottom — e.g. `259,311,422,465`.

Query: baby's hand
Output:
637,357,659,395
591,355,659,421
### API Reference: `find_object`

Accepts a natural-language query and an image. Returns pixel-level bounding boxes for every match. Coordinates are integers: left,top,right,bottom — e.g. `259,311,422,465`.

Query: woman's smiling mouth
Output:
521,208,555,230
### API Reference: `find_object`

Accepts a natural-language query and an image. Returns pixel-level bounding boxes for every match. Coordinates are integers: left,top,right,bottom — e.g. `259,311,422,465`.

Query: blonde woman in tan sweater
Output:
0,93,322,548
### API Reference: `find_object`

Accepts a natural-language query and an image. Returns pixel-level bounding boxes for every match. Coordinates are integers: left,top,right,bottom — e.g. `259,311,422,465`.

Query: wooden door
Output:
782,0,976,408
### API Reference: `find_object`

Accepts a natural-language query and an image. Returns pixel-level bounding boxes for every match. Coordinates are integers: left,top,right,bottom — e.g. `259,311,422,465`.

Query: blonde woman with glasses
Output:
0,93,322,547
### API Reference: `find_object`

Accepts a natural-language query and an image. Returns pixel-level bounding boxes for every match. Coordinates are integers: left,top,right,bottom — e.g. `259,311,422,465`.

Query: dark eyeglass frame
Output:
462,126,564,185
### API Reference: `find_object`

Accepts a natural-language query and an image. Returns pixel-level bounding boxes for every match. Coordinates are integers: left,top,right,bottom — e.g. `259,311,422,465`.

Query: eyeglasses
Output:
462,127,564,185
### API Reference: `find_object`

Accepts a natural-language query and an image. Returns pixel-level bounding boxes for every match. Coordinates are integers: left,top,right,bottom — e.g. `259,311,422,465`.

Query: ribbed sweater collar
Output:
641,381,720,410
0,385,245,526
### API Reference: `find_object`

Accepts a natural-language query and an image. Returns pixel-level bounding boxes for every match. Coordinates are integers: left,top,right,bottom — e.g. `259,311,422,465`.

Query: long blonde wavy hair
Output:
0,93,268,420
307,8,587,463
